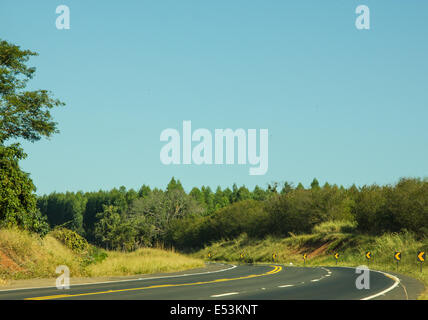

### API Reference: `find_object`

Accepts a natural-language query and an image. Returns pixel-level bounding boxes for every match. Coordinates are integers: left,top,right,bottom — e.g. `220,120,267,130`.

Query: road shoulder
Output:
375,271,426,300
0,262,232,292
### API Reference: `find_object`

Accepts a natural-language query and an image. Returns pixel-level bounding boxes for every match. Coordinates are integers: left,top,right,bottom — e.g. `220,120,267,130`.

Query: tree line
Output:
36,177,428,251
167,177,428,249
36,178,278,249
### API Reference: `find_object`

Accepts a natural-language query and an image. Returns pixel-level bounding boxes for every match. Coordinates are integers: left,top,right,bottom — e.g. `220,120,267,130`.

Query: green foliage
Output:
51,227,109,268
353,178,428,236
88,181,206,251
82,246,108,267
253,185,268,200
166,177,184,194
0,40,62,236
94,205,136,251
138,184,151,198
0,144,49,235
280,182,293,195
167,200,270,249
50,227,90,253
312,220,357,234
166,178,428,251
310,178,320,190
0,39,64,144
166,215,206,249
129,186,202,240
38,191,87,235
212,200,270,240
36,177,428,252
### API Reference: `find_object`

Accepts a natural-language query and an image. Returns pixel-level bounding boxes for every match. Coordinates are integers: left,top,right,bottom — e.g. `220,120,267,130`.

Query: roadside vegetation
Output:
0,228,203,285
34,177,428,253
86,248,203,277
192,221,428,299
33,177,428,298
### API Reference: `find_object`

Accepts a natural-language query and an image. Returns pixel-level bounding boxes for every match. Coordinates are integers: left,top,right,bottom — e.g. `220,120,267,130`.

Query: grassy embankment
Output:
0,228,204,286
192,221,428,299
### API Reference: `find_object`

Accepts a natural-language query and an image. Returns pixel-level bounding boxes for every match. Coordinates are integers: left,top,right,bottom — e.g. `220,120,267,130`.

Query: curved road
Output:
0,264,419,300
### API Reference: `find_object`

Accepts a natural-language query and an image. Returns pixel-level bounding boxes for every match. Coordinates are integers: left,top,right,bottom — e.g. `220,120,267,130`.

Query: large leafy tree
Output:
0,40,64,143
0,144,49,234
0,39,64,233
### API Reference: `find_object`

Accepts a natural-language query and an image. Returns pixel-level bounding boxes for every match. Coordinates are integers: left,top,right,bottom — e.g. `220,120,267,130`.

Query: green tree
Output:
138,184,151,198
129,187,203,243
0,40,64,144
267,182,279,194
0,40,63,234
94,205,135,250
252,185,267,201
223,187,233,204
213,186,230,211
296,183,305,190
166,177,184,194
387,178,428,235
202,186,214,212
280,182,294,195
38,191,87,235
311,178,320,190
353,185,387,234
189,187,206,208
0,144,49,234
237,185,251,201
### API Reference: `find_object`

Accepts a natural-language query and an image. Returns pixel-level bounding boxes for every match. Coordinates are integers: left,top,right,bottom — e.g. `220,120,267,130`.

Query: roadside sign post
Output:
334,253,339,265
303,254,307,267
272,253,277,263
394,252,401,271
417,251,425,272
208,252,212,260
366,251,372,267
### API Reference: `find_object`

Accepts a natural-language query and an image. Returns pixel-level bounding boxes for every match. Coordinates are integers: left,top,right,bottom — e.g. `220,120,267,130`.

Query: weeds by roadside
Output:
0,228,204,284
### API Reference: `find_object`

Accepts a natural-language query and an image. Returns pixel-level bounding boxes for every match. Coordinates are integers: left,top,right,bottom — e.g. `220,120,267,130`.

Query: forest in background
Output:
36,177,428,251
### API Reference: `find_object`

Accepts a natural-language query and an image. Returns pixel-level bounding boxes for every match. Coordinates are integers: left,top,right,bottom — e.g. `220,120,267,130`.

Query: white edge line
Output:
360,271,400,300
330,266,401,300
278,284,295,288
282,264,400,299
0,264,238,293
211,292,240,297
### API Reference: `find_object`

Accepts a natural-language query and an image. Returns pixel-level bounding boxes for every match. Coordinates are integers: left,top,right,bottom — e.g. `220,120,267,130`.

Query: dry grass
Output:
419,288,428,300
0,228,86,280
86,247,204,277
0,228,204,284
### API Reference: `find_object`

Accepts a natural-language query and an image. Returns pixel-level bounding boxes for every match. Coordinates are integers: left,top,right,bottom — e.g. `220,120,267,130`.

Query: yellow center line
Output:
26,265,282,300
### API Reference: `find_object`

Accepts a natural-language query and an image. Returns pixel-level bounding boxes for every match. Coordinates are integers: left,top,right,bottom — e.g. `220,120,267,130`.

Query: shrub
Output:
50,227,90,253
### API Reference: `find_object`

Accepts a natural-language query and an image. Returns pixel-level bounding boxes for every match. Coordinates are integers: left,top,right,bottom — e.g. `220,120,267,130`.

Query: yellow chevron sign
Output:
272,253,277,260
394,252,401,261
240,252,244,259
207,252,212,258
334,253,339,260
418,252,425,262
366,251,372,260
303,254,307,260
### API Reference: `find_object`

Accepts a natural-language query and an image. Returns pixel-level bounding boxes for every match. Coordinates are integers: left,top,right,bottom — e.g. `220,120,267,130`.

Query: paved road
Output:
0,264,422,300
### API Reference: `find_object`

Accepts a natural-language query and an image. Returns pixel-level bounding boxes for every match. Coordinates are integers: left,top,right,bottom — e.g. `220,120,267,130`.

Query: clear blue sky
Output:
1,1,427,195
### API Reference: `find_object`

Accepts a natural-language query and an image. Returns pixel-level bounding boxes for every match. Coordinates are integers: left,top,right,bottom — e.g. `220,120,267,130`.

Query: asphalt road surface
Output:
0,264,422,300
